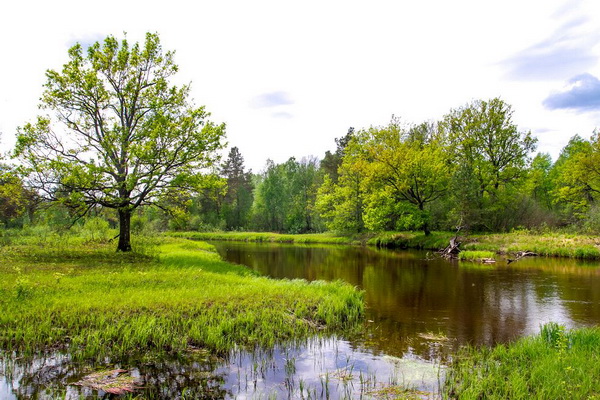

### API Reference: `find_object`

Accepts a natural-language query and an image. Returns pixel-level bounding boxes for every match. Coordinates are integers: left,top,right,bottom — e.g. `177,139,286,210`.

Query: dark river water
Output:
212,242,600,359
3,242,600,399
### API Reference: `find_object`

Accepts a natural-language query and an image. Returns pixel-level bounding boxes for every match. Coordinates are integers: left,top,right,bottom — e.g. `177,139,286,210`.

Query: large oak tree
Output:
15,33,226,251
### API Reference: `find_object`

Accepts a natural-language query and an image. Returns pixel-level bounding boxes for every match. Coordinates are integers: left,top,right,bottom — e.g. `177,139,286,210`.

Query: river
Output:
3,242,600,399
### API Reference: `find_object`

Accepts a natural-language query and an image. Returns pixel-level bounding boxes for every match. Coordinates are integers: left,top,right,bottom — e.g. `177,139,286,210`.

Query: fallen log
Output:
440,236,461,259
507,251,538,264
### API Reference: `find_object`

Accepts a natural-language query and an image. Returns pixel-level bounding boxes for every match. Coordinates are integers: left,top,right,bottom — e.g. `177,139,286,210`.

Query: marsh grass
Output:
0,236,364,362
444,323,600,399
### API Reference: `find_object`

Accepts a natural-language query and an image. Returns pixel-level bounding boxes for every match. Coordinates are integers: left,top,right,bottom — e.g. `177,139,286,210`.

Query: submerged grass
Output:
0,237,364,362
444,323,600,399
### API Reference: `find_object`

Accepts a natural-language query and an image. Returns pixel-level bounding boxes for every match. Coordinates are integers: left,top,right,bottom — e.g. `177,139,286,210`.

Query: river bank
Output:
169,230,600,260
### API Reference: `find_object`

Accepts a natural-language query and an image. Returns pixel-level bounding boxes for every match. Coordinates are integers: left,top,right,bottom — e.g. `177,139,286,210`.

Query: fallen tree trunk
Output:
440,235,461,259
507,251,537,264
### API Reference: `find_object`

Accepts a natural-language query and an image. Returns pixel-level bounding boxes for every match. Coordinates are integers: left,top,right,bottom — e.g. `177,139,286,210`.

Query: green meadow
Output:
0,235,364,362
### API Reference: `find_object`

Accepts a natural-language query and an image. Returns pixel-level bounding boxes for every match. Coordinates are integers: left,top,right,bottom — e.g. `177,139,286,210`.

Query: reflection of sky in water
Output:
1,340,444,399
219,338,444,399
0,380,14,400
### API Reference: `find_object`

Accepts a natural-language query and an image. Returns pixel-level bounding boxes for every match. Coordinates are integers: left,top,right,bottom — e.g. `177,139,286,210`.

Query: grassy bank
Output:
167,231,362,245
167,229,600,260
463,231,600,259
0,237,364,361
444,323,600,399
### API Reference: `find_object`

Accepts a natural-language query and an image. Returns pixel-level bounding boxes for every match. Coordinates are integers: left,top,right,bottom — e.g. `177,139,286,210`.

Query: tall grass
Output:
0,237,364,361
444,323,600,399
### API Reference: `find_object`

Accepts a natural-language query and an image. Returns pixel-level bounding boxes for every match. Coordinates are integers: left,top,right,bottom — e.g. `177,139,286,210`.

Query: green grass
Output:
167,231,600,260
444,323,600,399
169,229,600,260
463,231,600,259
458,250,495,262
167,231,362,245
0,236,364,361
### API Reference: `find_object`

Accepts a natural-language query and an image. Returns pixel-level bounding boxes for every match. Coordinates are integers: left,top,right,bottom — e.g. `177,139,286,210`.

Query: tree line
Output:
1,33,599,252
168,98,598,235
3,96,600,236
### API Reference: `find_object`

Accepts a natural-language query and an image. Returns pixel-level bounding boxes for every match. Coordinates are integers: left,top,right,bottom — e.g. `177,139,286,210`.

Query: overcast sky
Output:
1,0,599,171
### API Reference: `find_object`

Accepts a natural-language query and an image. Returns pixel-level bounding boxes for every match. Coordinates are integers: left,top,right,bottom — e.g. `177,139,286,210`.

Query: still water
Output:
212,242,600,359
3,242,600,398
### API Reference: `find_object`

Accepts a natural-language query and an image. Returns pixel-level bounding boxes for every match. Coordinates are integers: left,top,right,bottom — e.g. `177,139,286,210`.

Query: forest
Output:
3,95,599,240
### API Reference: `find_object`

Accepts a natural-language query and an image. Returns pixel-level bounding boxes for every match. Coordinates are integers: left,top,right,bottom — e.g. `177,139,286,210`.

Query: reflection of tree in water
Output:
1,352,229,399
214,242,600,362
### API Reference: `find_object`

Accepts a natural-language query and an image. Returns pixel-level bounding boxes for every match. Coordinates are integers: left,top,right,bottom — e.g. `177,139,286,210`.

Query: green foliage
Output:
358,120,449,235
442,98,537,231
14,32,226,251
252,157,322,233
221,147,254,230
549,133,600,228
316,138,367,233
0,164,29,226
78,216,113,243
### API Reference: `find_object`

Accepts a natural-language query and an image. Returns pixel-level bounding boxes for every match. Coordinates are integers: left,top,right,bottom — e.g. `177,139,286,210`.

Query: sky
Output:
1,0,600,172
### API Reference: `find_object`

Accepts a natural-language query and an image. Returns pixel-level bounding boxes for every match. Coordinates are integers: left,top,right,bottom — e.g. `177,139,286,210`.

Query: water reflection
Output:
213,242,600,359
4,243,600,398
0,339,443,399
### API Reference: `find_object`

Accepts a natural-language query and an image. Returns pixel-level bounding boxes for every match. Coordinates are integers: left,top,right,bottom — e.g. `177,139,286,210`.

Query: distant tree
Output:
251,157,322,233
286,156,321,233
443,98,537,196
320,127,354,183
525,153,554,209
221,147,253,230
316,137,367,233
354,120,450,235
252,160,286,231
0,164,28,226
14,33,225,251
551,133,600,221
442,98,537,230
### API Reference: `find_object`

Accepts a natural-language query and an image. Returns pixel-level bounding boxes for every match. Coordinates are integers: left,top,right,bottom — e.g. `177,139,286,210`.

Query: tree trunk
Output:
117,208,132,252
423,221,431,236
419,203,430,236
